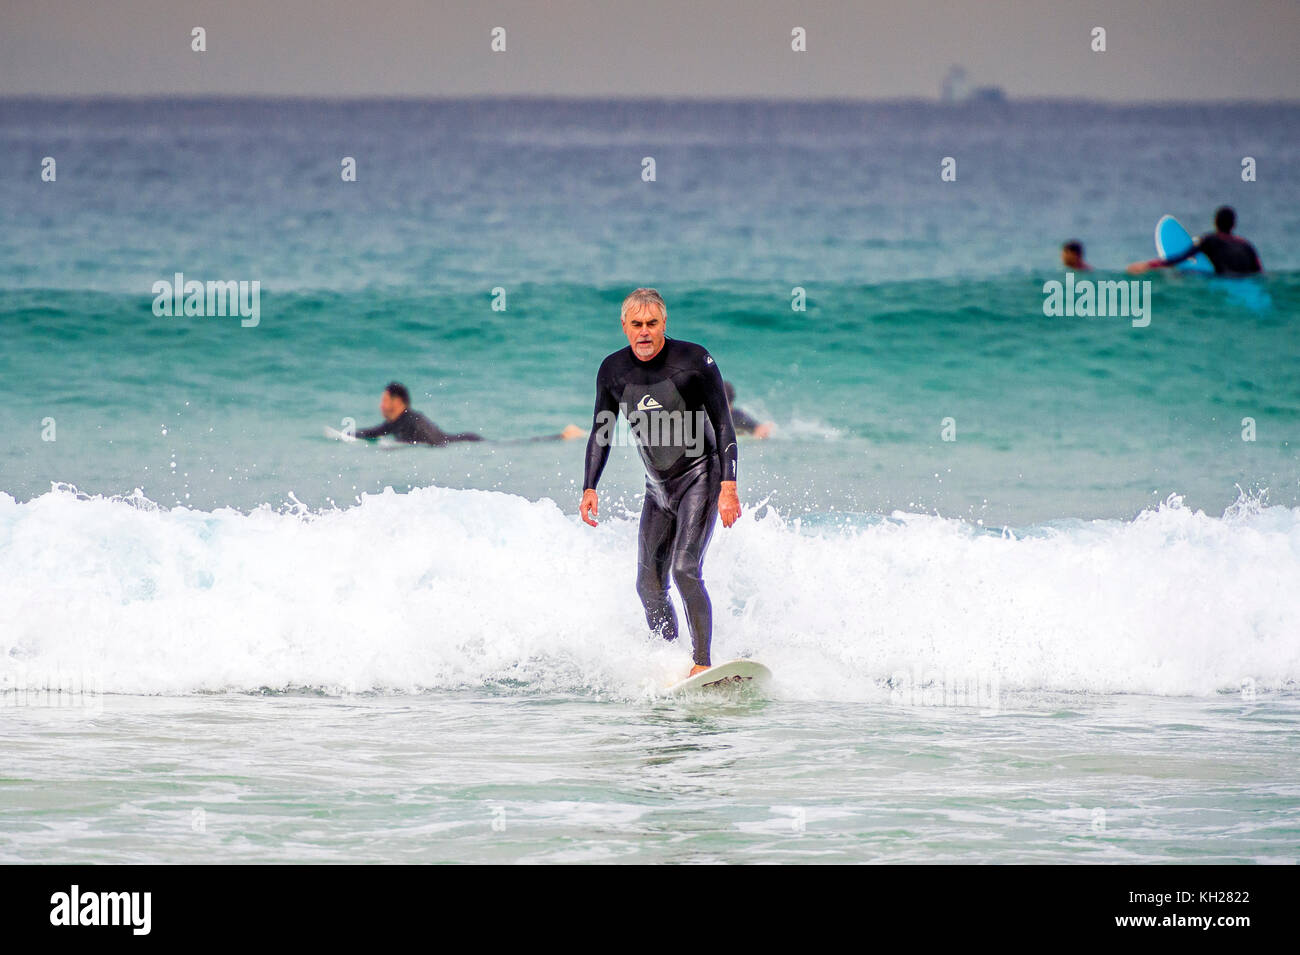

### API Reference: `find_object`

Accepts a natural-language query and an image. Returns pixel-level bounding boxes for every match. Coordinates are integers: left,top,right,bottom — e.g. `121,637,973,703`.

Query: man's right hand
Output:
580,488,599,526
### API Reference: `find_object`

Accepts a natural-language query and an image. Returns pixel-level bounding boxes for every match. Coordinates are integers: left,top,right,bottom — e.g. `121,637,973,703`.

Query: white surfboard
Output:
664,659,772,696
324,426,409,450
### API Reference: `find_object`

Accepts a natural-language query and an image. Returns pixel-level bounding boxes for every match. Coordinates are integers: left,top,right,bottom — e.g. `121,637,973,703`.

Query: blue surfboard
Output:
1155,215,1213,274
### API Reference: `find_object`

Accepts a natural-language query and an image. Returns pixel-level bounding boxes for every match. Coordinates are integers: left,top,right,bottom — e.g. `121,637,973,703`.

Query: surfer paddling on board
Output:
724,381,774,439
580,289,741,677
352,381,583,446
1127,206,1262,276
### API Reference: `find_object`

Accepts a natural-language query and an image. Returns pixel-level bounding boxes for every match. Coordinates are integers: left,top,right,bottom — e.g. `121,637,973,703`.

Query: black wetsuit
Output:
1162,232,1262,275
730,405,761,434
355,408,483,446
584,338,738,666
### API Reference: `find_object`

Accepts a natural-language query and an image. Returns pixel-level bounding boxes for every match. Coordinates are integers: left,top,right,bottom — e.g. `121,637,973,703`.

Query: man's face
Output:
1062,248,1083,269
380,390,406,421
622,305,666,361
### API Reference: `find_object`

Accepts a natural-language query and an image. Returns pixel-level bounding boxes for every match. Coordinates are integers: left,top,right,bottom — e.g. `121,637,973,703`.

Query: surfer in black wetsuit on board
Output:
353,382,483,446
352,381,583,446
580,289,741,677
1127,206,1262,276
724,381,773,439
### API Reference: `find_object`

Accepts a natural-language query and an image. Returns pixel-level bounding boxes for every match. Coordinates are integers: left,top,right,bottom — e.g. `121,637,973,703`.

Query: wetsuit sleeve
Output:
406,412,449,446
700,355,739,482
583,362,618,490
354,420,397,440
442,432,484,443
730,406,760,433
1150,236,1204,268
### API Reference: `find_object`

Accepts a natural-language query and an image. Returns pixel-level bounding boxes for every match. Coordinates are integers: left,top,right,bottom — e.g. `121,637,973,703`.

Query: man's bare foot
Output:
689,664,711,677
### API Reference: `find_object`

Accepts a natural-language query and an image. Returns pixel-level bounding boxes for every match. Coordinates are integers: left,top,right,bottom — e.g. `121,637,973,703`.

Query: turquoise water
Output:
2,99,1298,863
4,277,1298,522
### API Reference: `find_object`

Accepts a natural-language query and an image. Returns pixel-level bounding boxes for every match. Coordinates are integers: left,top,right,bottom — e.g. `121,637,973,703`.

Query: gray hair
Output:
620,287,667,323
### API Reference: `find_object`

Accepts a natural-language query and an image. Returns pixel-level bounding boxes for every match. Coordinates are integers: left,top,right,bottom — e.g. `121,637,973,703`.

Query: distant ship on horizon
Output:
941,65,1007,104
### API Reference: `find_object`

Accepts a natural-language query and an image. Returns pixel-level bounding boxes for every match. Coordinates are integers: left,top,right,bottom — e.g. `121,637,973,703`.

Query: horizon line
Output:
3,92,1299,108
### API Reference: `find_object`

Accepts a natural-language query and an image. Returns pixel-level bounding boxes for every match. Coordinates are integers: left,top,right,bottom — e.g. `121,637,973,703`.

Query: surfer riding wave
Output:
580,288,741,676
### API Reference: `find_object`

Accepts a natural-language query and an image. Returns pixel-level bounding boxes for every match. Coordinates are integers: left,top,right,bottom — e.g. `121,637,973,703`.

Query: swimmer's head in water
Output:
1061,240,1086,269
1215,206,1236,233
381,381,411,420
621,288,667,361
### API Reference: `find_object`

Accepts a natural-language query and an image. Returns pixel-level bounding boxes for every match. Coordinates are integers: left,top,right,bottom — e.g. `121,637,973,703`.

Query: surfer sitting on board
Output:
352,381,584,446
1127,206,1262,275
580,288,741,677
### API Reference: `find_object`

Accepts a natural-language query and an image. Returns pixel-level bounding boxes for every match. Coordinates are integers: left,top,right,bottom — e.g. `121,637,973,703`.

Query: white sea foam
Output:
2,486,1297,699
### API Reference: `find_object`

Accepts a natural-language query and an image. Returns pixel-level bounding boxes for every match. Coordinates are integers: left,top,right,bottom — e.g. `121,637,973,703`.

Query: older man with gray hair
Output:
580,288,741,677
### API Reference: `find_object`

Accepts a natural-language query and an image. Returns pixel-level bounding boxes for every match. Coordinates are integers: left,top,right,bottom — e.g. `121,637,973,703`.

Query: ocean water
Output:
1,99,1298,863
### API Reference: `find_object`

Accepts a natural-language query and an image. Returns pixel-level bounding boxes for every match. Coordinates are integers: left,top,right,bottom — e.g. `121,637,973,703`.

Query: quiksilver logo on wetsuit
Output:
636,394,664,411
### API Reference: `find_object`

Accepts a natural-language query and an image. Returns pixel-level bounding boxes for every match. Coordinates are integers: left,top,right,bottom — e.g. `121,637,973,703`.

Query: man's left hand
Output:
718,481,741,528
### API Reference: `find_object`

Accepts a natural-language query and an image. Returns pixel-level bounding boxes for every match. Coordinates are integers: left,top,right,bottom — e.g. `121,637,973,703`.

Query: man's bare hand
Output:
718,481,741,528
580,488,600,526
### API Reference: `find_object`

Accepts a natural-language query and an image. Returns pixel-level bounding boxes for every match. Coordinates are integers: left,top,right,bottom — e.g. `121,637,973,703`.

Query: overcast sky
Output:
2,0,1297,101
